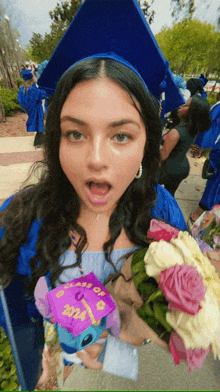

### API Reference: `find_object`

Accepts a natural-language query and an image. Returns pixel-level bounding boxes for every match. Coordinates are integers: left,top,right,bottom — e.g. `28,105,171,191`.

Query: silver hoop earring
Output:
135,163,142,179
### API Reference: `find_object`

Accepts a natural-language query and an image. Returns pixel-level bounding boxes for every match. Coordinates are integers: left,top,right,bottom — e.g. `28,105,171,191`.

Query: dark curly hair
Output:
186,95,212,137
0,58,162,294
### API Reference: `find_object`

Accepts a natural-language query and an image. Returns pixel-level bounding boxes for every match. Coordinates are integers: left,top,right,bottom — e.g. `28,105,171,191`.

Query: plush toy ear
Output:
106,296,120,338
34,277,53,318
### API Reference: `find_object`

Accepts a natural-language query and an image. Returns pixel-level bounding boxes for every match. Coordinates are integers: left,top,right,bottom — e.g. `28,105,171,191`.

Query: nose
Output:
86,135,108,171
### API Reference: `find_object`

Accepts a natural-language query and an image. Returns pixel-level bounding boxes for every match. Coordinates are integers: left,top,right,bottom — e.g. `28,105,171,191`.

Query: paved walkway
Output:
1,136,219,391
0,136,43,204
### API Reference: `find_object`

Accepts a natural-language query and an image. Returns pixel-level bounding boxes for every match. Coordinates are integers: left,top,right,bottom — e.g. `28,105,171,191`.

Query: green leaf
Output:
146,290,163,304
1,380,9,389
138,282,158,298
131,248,148,267
132,272,147,289
141,302,154,317
7,381,18,391
0,341,9,351
131,260,146,274
153,302,172,332
10,365,17,375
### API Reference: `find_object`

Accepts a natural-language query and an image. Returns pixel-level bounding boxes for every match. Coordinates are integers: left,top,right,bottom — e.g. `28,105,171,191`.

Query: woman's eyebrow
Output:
60,116,140,128
109,119,140,128
60,115,86,125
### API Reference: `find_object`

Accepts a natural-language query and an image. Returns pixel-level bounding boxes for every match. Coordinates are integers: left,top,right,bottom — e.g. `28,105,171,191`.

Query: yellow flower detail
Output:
96,300,106,310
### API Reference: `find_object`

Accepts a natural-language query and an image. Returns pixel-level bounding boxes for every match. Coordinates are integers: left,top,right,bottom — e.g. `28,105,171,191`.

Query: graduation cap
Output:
38,0,184,114
173,74,190,103
186,78,204,96
199,74,208,87
20,69,33,80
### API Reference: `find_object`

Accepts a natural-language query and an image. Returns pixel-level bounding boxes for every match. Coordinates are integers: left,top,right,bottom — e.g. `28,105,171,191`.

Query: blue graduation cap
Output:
199,74,208,87
38,0,184,114
20,69,33,80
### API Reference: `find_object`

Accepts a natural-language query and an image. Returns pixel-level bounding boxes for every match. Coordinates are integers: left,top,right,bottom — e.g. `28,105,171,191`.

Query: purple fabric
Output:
34,277,53,318
106,296,120,338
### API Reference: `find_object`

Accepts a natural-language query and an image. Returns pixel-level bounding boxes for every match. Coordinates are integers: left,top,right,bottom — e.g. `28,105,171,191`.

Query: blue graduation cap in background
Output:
20,69,33,80
38,0,184,114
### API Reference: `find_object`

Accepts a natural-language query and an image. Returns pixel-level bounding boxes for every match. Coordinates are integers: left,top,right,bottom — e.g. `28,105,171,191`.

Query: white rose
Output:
166,289,220,349
144,240,184,278
174,232,220,308
174,232,217,278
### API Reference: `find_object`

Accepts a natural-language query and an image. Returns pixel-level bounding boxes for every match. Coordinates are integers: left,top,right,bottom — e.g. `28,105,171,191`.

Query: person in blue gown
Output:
17,69,47,147
188,98,220,226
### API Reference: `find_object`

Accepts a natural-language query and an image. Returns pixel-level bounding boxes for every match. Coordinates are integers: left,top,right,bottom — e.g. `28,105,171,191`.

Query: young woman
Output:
0,58,187,390
159,96,212,195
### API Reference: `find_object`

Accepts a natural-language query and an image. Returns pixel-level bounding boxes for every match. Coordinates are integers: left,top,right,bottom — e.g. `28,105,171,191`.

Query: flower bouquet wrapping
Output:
191,204,220,251
106,219,220,373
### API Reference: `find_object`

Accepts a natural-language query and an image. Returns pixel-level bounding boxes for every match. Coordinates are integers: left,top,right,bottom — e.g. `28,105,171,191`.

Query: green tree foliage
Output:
0,328,19,391
156,19,220,75
0,88,21,116
30,0,83,62
49,0,82,24
171,0,195,20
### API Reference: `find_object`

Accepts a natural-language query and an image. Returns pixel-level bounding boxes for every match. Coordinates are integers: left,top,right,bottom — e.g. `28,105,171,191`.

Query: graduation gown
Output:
194,101,220,148
17,83,47,133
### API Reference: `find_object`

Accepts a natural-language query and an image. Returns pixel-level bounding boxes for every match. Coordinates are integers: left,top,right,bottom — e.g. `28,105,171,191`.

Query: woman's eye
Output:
113,133,131,143
68,131,84,141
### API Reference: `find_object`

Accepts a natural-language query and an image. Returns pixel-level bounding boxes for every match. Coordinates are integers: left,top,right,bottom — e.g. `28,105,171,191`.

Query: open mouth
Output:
86,181,112,205
87,181,111,195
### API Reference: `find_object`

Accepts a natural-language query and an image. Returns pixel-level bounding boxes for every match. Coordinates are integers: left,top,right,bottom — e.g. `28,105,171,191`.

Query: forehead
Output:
61,78,142,120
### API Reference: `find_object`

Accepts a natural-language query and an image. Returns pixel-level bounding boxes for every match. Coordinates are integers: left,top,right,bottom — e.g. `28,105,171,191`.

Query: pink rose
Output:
147,219,179,242
169,332,210,372
159,264,206,315
212,204,220,211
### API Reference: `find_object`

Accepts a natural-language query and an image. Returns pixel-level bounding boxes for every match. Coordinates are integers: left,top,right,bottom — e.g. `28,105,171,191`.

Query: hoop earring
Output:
135,163,142,179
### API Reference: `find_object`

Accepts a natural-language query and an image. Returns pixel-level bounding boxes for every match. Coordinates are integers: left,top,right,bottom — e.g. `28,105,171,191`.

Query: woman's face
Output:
59,78,146,215
177,98,191,119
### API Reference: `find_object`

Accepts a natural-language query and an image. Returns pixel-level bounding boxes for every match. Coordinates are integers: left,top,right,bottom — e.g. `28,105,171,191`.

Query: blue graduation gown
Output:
194,101,220,148
200,138,220,209
17,83,47,133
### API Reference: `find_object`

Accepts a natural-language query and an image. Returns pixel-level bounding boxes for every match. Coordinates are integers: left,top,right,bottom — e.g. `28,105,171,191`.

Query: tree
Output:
156,19,220,75
49,0,82,25
171,0,195,20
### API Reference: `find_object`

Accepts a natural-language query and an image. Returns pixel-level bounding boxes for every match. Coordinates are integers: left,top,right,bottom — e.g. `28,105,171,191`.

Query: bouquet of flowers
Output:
129,219,220,372
191,204,220,251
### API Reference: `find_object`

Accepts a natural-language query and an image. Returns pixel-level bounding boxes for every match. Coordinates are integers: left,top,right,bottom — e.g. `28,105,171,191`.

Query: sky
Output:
2,0,219,48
